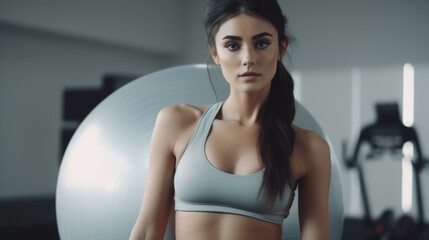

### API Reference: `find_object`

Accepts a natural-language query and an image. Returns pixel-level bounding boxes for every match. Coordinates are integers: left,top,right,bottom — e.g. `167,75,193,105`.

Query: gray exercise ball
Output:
56,64,344,240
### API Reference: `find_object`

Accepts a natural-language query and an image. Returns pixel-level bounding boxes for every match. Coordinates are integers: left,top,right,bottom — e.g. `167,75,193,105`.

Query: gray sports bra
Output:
174,101,295,225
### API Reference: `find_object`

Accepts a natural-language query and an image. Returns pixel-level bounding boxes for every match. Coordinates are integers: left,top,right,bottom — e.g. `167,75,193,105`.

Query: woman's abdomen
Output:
175,211,282,240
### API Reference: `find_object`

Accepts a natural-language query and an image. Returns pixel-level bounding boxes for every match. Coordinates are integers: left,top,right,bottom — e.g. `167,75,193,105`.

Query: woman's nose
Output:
243,59,254,66
242,46,255,66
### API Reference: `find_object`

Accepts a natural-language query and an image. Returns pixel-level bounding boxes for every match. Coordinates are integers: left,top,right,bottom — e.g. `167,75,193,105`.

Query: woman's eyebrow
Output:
252,32,273,40
222,32,273,41
222,35,241,41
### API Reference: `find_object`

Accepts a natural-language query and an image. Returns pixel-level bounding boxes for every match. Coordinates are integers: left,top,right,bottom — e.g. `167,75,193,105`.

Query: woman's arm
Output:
298,131,331,240
130,105,187,240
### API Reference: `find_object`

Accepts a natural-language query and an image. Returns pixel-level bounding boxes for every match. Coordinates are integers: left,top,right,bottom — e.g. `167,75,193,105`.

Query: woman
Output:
130,0,331,239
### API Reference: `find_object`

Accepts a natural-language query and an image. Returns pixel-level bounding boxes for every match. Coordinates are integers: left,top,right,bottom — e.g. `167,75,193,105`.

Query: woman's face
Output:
211,13,285,94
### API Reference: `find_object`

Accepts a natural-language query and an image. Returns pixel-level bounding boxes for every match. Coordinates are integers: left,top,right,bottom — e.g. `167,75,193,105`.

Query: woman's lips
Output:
239,71,261,77
238,71,261,81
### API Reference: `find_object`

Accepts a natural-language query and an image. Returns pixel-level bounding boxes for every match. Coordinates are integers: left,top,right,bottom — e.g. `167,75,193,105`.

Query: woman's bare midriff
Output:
175,211,282,240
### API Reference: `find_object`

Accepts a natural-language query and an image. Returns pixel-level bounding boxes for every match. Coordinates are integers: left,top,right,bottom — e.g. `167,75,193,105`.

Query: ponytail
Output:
259,60,295,202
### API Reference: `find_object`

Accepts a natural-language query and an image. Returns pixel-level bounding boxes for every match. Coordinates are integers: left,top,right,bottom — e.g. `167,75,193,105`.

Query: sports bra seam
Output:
175,200,285,225
176,199,285,215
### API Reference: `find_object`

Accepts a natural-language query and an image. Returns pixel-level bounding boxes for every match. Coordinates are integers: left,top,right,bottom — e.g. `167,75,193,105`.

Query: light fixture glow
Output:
402,142,414,213
401,63,414,213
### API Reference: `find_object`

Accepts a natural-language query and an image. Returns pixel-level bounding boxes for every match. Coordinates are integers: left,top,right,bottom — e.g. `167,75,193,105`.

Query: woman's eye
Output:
256,41,270,49
226,43,239,51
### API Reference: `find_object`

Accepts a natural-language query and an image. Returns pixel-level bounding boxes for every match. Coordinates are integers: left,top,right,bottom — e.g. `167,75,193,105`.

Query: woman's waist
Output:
175,211,282,240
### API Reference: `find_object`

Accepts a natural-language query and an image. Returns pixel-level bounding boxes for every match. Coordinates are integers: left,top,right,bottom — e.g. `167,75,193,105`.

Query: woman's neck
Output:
221,92,268,126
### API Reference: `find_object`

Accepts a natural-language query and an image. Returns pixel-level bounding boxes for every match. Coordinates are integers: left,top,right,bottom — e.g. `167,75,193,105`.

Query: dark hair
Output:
204,0,296,203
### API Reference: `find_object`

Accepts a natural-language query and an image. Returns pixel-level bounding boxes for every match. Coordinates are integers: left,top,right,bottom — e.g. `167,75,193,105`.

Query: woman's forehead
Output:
216,13,277,40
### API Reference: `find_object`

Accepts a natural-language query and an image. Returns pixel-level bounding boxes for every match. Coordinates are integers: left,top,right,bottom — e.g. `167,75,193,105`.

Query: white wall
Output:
0,0,190,199
0,0,186,55
415,64,429,160
278,0,429,222
414,64,429,222
0,22,168,198
299,64,429,222
180,0,210,64
281,0,429,70
279,0,429,221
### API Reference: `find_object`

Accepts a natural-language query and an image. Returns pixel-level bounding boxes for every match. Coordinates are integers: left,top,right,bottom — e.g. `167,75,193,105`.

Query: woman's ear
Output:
210,46,219,65
278,40,288,60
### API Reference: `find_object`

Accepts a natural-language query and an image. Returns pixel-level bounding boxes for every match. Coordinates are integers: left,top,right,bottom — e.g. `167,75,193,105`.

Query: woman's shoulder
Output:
292,125,330,170
156,103,208,130
154,103,208,156
293,125,328,150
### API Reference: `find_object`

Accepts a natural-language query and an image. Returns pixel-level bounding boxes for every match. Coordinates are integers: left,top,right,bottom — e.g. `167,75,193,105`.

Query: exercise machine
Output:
343,103,429,240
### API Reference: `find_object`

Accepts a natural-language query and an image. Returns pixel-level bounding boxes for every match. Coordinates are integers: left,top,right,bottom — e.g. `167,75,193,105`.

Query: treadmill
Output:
343,103,428,240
